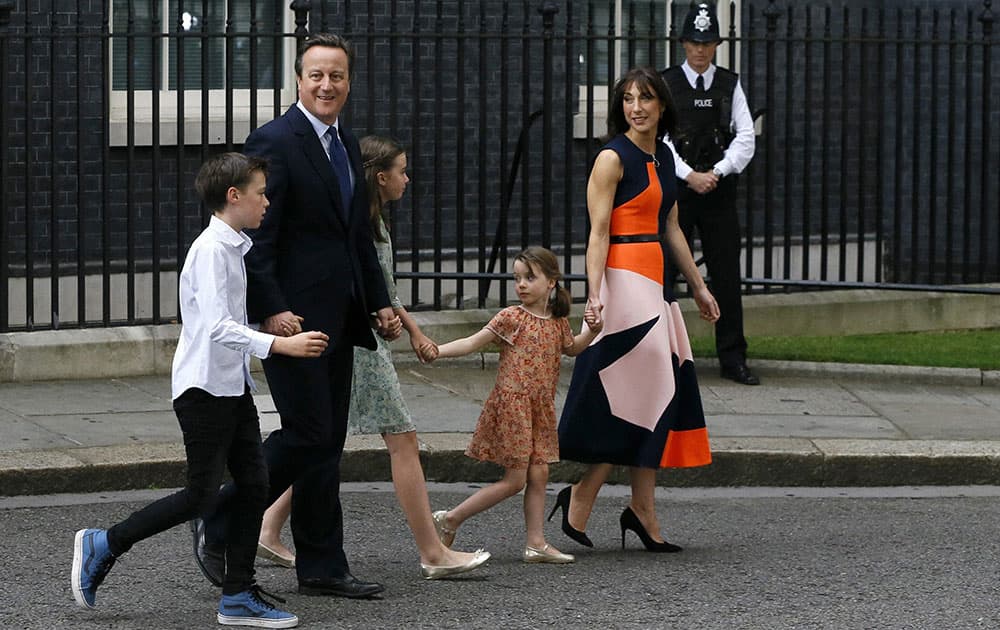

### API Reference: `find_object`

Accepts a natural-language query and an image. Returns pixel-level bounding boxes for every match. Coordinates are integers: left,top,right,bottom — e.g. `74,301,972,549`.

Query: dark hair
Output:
194,152,268,214
607,67,677,140
514,246,571,318
294,32,355,79
360,135,406,243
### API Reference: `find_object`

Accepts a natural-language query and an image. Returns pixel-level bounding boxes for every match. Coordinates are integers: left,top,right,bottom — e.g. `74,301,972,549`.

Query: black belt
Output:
609,233,660,244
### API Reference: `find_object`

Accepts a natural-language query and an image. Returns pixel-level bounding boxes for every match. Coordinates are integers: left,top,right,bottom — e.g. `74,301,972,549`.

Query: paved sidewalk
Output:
2,355,1000,495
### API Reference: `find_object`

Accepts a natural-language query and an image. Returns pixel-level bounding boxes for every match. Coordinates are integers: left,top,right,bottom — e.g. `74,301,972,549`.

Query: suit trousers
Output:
107,387,268,595
205,344,356,582
675,176,748,367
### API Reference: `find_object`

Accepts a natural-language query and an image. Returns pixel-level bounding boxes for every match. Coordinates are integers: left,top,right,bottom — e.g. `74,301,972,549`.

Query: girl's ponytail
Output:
550,282,571,318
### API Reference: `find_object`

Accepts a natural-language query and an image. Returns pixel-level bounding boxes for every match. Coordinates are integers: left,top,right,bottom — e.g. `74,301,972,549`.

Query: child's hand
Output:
418,341,439,363
273,330,329,358
584,302,603,333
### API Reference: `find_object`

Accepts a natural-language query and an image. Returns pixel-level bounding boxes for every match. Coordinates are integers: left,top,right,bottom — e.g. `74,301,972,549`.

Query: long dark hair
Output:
606,66,677,140
514,246,571,318
360,135,406,243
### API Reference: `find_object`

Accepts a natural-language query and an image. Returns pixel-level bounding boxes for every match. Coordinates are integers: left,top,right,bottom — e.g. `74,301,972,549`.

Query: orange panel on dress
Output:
607,162,663,284
659,426,712,468
606,242,663,284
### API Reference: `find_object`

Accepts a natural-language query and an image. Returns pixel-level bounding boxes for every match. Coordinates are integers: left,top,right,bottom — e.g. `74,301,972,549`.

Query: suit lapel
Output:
286,106,350,230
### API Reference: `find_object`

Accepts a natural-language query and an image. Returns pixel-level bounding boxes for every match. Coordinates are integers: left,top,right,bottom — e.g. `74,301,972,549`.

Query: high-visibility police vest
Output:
661,66,738,172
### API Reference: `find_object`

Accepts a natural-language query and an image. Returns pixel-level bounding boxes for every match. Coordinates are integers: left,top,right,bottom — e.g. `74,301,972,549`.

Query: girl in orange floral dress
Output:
421,246,602,564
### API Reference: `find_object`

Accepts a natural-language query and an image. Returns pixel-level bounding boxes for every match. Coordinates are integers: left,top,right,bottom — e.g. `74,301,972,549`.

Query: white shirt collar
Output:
296,100,340,139
207,215,254,256
681,61,716,88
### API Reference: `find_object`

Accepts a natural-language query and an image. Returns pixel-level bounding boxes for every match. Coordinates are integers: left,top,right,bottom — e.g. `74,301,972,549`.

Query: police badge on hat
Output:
694,6,712,32
681,2,722,43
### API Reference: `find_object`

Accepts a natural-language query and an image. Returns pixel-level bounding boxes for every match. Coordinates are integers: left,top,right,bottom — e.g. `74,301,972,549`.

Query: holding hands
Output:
584,298,604,333
262,310,304,337
374,307,403,341
686,170,719,195
416,340,439,363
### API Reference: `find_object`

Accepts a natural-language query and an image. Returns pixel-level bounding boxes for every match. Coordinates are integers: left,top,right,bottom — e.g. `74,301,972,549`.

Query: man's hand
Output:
261,311,304,337
686,170,719,195
375,307,402,341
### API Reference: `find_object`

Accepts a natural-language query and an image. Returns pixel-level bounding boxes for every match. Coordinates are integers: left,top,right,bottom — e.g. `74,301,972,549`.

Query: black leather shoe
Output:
298,574,385,599
720,363,760,385
190,518,224,587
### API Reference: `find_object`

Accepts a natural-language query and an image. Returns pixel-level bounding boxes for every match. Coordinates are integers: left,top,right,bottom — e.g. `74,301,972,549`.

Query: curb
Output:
4,435,1000,497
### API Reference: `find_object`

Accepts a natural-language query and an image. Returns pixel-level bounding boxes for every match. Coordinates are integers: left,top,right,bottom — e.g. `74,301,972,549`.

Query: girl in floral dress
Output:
423,246,603,564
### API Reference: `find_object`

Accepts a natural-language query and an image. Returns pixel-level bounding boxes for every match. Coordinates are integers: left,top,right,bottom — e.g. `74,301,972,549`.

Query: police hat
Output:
680,2,722,43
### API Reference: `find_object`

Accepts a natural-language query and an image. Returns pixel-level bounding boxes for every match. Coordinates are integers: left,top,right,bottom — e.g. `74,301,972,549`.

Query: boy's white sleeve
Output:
191,245,275,358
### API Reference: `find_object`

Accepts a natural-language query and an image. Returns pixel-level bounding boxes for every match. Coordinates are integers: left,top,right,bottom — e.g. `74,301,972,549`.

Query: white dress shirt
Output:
663,60,756,180
171,215,276,400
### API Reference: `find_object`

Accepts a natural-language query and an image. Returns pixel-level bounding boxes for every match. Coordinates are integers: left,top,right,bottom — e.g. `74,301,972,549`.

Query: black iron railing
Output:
0,0,998,332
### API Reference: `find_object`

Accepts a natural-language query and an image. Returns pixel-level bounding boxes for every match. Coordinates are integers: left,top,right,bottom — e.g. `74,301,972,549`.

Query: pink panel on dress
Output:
595,267,675,431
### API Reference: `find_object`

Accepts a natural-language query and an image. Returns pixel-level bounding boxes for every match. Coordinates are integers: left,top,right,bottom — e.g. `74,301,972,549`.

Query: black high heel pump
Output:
619,507,682,553
548,486,594,548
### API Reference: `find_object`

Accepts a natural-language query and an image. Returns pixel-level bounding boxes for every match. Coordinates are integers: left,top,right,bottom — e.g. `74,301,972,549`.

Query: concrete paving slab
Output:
842,382,984,405
965,387,1000,409
0,409,71,452
707,414,903,439
703,379,877,417
27,411,180,448
0,378,170,416
398,372,487,433
754,360,985,386
865,401,1000,440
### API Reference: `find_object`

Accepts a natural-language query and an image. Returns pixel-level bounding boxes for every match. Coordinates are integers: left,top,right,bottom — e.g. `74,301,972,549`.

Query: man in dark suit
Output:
194,32,402,600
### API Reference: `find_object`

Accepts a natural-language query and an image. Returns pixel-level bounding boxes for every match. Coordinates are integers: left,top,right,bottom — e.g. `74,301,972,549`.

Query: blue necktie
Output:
326,126,353,220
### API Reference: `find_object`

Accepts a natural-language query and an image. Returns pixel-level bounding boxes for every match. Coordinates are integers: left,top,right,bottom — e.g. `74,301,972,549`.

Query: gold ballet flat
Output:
431,510,457,548
420,549,491,580
523,544,574,564
256,541,295,568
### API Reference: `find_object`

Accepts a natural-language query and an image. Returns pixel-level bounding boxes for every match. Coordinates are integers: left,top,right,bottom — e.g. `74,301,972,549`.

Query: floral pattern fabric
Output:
465,306,573,468
347,221,415,435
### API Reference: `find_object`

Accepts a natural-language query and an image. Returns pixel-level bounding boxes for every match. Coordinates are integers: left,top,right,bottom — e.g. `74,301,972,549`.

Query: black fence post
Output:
540,0,558,249
0,0,12,332
762,0,781,291
291,0,311,39
979,0,994,281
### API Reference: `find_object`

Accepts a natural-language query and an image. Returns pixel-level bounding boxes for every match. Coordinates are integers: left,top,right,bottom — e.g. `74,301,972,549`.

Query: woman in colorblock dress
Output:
554,67,720,552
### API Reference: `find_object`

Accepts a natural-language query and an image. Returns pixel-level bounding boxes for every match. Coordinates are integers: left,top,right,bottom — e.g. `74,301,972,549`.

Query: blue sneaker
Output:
71,528,116,609
217,585,298,628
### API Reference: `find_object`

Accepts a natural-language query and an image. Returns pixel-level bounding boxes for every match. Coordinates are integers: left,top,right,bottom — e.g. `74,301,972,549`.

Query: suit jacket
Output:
243,105,390,352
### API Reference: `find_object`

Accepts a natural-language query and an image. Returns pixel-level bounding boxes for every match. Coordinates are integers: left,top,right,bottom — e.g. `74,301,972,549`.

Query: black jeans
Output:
106,387,268,594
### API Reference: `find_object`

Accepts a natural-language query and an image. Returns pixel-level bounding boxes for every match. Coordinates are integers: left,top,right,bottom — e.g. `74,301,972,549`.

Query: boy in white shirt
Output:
71,152,328,629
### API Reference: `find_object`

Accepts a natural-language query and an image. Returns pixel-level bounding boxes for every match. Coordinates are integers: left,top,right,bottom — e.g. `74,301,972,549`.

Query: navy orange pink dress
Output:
558,134,712,469
465,305,574,469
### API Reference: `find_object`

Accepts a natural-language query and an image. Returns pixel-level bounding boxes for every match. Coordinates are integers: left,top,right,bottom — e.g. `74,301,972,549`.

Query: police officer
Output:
662,2,758,385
